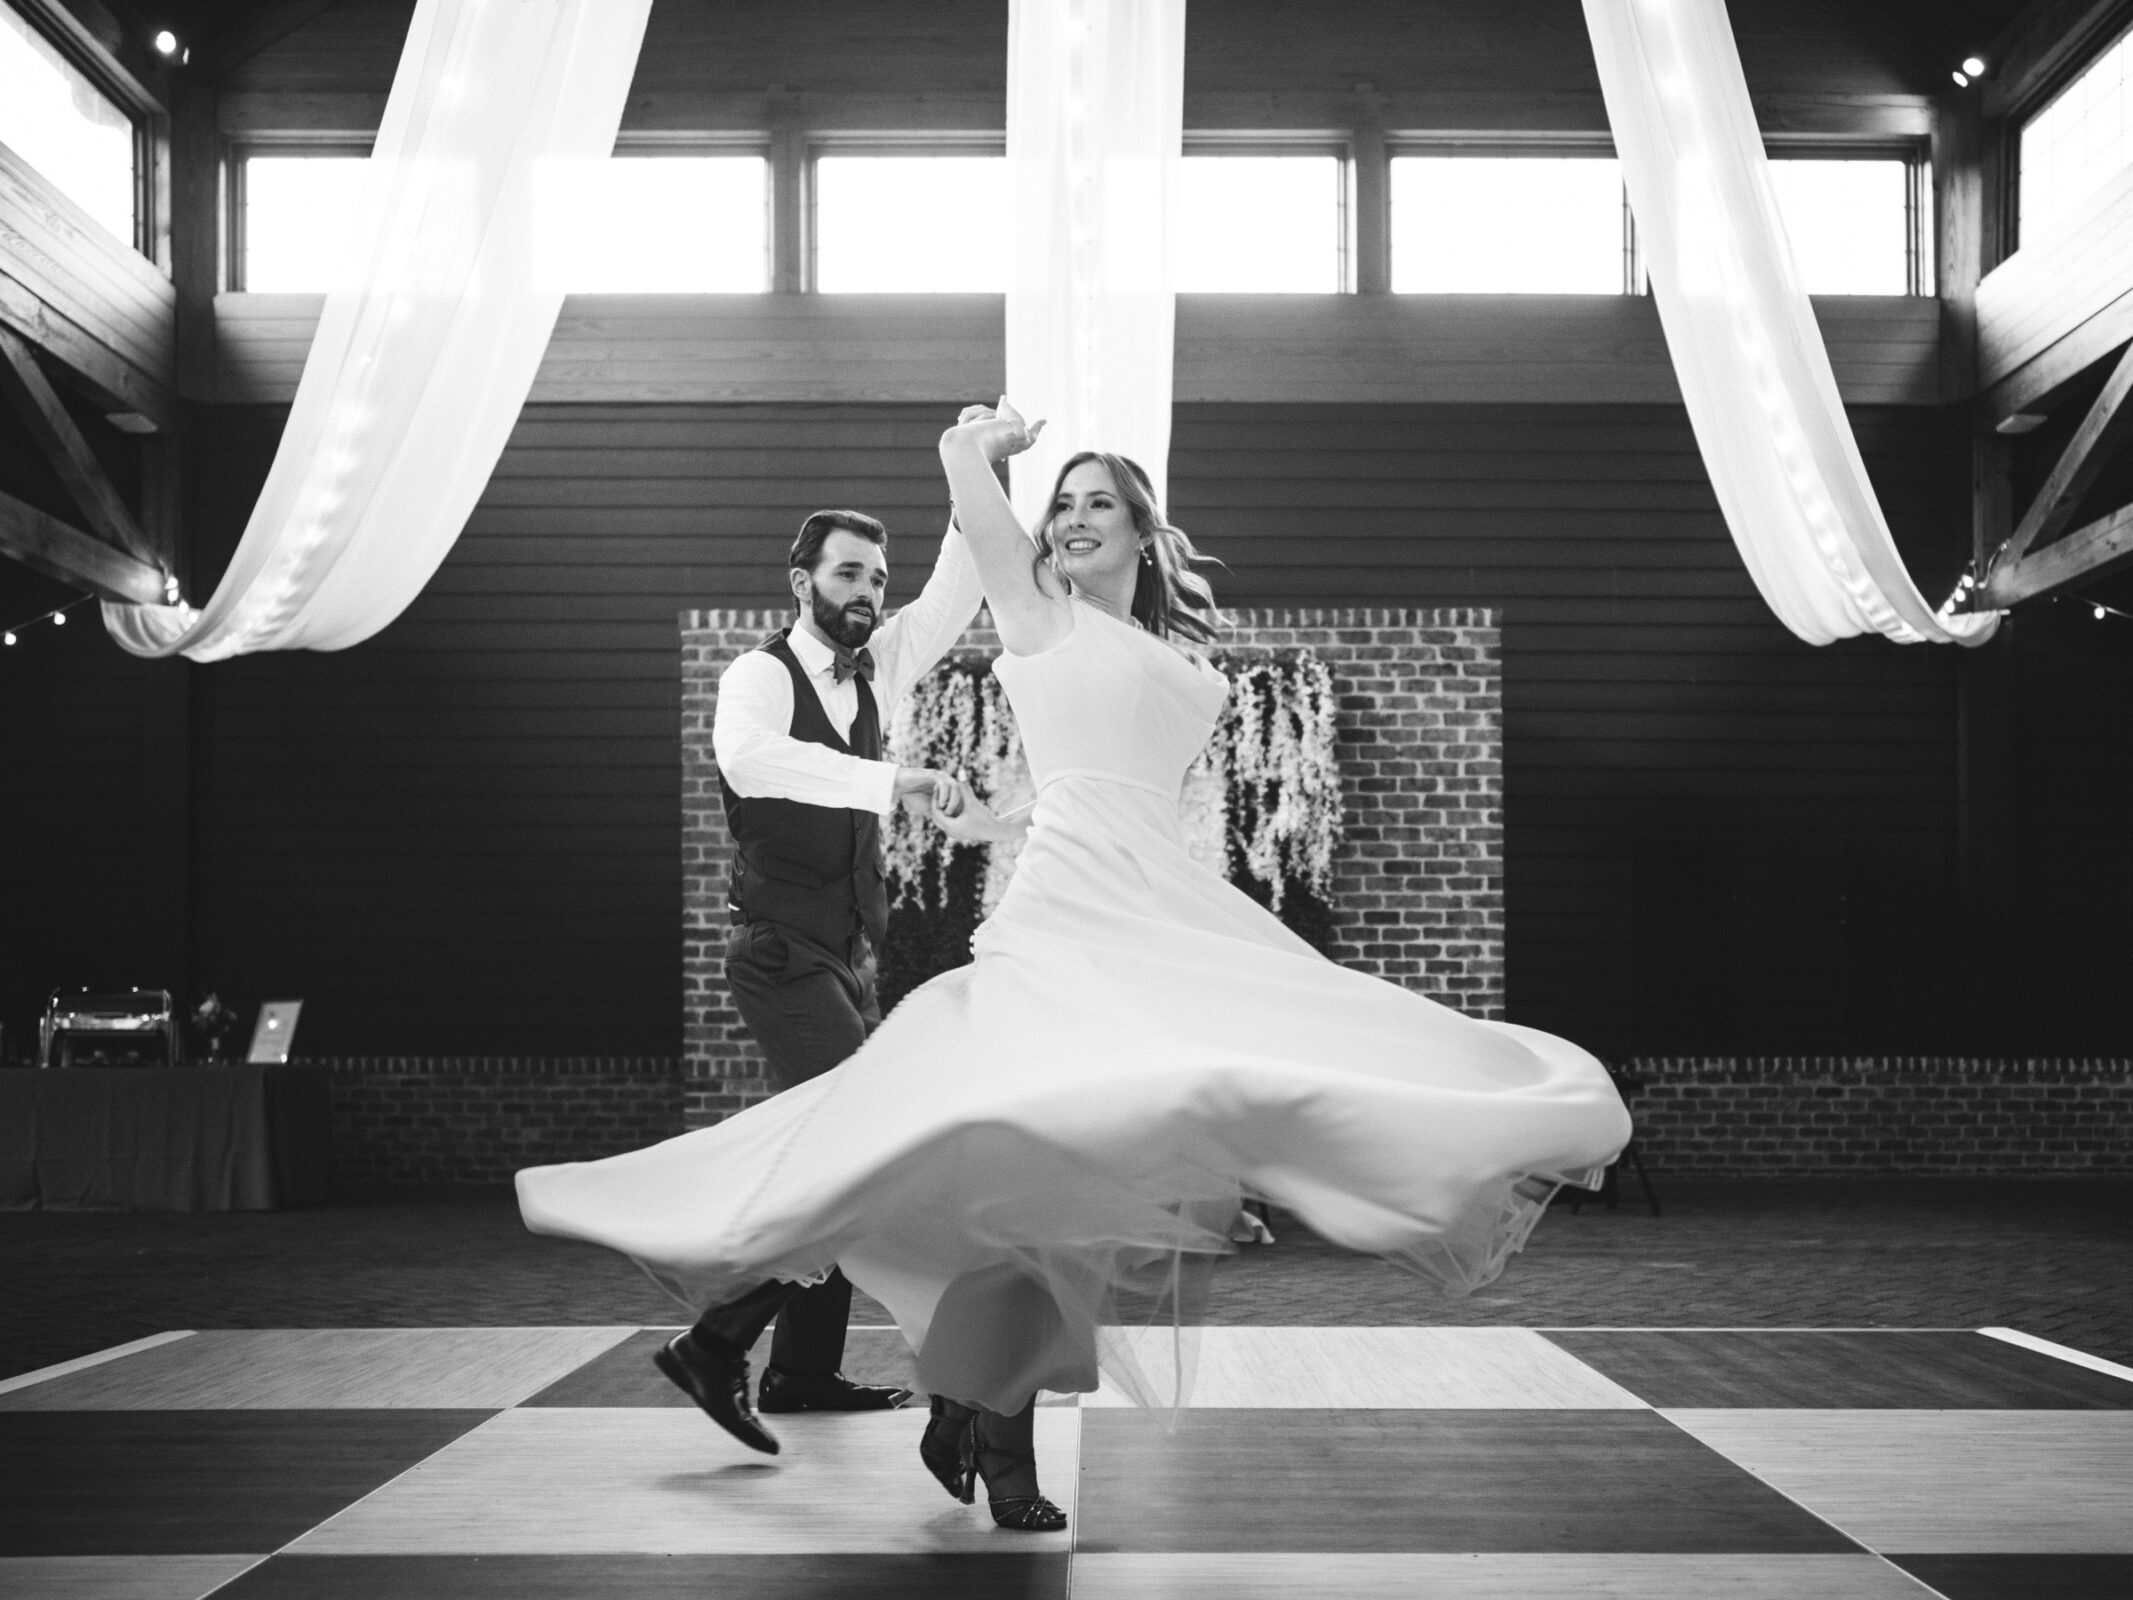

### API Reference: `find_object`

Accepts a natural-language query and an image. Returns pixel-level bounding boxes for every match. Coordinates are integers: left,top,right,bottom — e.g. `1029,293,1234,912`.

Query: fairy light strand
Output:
2,596,92,647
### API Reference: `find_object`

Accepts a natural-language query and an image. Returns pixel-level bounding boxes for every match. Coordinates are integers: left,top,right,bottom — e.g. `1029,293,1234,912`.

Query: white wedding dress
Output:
518,601,1631,1411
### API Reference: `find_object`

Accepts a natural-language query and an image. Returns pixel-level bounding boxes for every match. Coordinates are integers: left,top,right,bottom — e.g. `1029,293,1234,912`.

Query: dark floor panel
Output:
521,1327,917,1406
1075,1409,1859,1554
218,1552,1068,1598
0,1410,493,1557
1540,1330,2133,1409
1888,1553,2133,1600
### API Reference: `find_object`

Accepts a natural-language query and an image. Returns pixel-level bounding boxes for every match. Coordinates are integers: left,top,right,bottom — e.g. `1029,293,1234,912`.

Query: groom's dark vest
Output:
720,629,889,951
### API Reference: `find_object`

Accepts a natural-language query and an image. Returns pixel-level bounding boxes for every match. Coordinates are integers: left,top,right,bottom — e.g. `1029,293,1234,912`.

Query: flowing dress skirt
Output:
518,770,1632,1413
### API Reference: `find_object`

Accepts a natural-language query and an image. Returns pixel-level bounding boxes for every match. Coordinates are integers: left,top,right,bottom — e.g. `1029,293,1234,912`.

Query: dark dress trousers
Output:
695,629,889,1373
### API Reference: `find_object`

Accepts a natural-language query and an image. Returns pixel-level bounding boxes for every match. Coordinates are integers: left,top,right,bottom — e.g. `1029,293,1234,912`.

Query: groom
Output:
655,502,985,1454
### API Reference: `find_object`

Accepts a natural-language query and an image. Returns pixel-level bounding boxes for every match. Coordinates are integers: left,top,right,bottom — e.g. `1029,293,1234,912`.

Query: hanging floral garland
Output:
879,649,1343,1006
1200,651,1342,915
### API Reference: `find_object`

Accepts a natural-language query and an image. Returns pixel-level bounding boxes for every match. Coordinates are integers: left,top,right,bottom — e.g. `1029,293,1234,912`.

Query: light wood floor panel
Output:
0,1556,263,1599
1070,1552,1937,1598
1080,1328,1648,1409
0,1332,196,1398
1661,1410,2133,1553
0,1328,637,1411
288,1407,1079,1555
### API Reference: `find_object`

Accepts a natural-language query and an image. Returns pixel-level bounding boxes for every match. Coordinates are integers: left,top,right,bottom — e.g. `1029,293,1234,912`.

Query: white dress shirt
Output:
712,522,985,815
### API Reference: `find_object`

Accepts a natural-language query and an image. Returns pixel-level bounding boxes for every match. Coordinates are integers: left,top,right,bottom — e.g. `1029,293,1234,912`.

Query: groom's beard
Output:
812,589,878,650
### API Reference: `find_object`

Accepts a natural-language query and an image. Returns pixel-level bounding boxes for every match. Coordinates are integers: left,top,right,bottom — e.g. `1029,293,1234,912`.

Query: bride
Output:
517,402,1632,1532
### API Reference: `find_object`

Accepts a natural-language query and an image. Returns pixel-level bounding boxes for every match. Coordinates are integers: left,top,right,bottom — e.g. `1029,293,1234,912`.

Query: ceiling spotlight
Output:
52,610,66,626
1952,69,1971,87
152,29,178,55
2096,605,2109,620
3,632,14,646
1963,56,1988,77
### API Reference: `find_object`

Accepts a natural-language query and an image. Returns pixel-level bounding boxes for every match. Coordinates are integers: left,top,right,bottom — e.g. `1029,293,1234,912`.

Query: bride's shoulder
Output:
1156,632,1217,672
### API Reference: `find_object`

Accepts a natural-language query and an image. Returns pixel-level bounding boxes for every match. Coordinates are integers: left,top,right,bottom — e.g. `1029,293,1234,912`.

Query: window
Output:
2019,21,2133,243
0,3,135,246
813,154,1007,292
536,155,768,292
1391,155,1627,293
1768,157,1915,295
241,153,770,293
1178,154,1343,292
240,155,367,292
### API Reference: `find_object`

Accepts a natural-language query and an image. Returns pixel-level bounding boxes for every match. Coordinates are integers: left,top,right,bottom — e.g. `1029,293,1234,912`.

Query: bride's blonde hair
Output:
1031,452,1223,645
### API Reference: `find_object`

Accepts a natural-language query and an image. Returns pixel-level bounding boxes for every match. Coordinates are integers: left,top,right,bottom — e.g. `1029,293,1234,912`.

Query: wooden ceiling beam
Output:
1982,291,2133,419
1978,335,2133,607
1979,500,2133,605
0,484,165,604
1996,337,2133,564
0,322,163,572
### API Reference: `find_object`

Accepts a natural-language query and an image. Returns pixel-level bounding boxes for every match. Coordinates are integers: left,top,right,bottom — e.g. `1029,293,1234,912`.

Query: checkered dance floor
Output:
2,1324,2128,1597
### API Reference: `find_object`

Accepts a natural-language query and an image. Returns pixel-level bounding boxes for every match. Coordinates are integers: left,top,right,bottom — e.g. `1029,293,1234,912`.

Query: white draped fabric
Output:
1004,0,1186,524
1583,0,1998,647
103,0,652,661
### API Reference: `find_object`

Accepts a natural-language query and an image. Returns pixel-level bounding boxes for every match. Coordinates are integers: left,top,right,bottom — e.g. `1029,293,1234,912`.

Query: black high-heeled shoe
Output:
919,1395,977,1505
973,1425,1067,1532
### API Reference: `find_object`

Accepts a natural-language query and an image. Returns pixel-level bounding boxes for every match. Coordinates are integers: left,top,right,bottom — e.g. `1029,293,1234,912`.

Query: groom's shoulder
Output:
718,636,792,688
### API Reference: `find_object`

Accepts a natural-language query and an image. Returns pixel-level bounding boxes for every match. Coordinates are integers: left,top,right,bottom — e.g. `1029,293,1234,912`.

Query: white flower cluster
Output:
881,661,1027,911
883,650,1342,918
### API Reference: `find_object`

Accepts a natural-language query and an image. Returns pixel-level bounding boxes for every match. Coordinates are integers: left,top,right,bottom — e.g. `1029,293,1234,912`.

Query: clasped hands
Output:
943,398,1045,462
892,767,1030,845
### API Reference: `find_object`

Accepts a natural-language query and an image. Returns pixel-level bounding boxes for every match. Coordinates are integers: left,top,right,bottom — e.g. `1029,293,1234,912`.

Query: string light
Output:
1,596,92,647
2035,593,2133,624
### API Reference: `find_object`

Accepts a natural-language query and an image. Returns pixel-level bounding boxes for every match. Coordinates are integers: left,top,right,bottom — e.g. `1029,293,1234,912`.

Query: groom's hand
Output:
894,766,965,817
929,790,1002,844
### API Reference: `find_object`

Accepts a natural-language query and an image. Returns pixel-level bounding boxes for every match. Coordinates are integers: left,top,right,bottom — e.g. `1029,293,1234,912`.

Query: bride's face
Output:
1049,462,1141,590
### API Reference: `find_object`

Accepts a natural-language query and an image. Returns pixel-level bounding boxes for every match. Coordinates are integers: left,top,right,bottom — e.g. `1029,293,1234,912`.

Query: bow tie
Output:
830,645,875,685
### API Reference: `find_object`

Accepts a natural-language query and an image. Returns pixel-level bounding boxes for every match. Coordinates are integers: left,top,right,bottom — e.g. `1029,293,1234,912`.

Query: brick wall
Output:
322,1057,683,1186
681,605,1505,1126
1620,1057,2133,1175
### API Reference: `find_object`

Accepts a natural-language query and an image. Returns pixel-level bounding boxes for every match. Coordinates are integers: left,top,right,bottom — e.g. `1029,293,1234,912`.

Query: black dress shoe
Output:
757,1366,915,1413
653,1331,779,1454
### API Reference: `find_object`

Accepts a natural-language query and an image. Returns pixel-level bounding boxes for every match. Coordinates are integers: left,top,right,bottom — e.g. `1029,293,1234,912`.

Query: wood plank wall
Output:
12,396,2127,1058
1978,163,2133,390
212,0,1943,137
15,0,2128,1064
208,294,1945,409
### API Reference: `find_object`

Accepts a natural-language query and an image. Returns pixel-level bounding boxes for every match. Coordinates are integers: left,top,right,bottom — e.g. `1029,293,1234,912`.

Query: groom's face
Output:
795,529,889,650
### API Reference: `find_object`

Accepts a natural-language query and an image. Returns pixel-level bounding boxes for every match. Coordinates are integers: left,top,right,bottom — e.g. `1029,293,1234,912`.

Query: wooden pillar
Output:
768,88,804,294
169,75,221,405
1933,92,1982,403
1351,89,1389,295
147,71,218,1025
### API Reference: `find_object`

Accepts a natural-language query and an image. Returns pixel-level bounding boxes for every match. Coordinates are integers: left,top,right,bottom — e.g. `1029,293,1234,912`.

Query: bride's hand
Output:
942,397,1045,464
924,789,1032,845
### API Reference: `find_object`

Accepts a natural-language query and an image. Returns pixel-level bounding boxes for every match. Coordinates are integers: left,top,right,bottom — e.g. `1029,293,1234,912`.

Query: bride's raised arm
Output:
938,402,1069,656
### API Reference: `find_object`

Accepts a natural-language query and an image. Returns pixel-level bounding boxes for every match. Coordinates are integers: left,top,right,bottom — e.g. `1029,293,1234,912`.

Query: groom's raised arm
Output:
866,518,985,709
